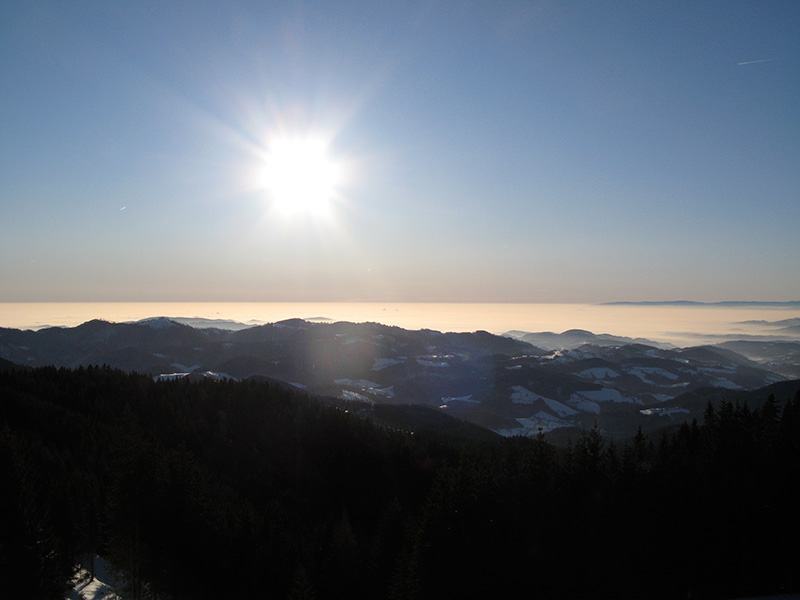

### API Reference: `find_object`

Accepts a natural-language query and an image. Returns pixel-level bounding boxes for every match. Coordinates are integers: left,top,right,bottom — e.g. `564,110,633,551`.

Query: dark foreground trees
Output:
1,365,798,599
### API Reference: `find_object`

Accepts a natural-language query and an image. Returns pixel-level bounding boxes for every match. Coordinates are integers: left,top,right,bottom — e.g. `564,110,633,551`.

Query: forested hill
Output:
1,366,799,599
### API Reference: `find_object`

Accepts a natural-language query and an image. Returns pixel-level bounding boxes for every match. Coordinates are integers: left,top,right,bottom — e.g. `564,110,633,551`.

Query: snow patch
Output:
627,366,679,383
496,412,569,437
441,395,479,404
578,367,620,380
711,378,743,390
342,389,373,403
666,381,690,388
335,378,382,389
508,387,575,418
372,357,404,370
541,397,580,417
417,358,450,367
699,365,736,374
510,385,543,404
640,407,691,417
67,556,121,600
199,371,236,381
371,386,395,398
154,371,234,382
336,379,394,398
516,413,565,429
541,349,600,363
155,372,190,381
571,388,637,404
567,396,601,414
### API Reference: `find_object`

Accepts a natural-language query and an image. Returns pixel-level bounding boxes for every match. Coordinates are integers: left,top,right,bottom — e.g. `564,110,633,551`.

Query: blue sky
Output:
1,1,798,303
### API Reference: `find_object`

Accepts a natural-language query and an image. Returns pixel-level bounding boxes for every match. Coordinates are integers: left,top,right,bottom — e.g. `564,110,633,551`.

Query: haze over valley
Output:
3,308,799,443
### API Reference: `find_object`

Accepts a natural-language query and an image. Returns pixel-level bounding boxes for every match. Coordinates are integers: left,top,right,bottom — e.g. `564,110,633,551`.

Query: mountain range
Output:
2,316,799,441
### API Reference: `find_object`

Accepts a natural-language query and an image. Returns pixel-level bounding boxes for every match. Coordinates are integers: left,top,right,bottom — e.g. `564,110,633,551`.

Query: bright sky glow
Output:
260,137,342,217
0,2,798,303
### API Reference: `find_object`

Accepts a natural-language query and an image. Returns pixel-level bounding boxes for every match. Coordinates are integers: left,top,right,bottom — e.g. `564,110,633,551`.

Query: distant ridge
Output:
601,300,800,307
2,316,797,440
130,316,256,331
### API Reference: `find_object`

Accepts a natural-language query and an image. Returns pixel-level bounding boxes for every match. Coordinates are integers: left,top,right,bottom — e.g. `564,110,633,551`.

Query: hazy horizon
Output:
3,5,799,593
3,301,800,348
2,3,799,305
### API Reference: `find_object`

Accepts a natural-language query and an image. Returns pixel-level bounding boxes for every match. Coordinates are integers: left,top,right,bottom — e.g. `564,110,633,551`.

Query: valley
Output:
3,316,797,442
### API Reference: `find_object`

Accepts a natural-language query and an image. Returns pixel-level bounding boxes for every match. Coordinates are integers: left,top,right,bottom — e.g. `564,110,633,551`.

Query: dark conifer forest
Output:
1,365,798,599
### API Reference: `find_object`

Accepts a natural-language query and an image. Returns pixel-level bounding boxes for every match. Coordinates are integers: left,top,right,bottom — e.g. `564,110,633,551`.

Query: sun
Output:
261,136,342,216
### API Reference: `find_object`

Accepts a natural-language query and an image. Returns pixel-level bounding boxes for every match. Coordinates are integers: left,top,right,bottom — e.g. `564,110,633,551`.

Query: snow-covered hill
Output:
2,318,796,441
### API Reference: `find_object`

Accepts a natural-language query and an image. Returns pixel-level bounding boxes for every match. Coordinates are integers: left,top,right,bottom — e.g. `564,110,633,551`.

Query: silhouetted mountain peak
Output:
134,317,181,329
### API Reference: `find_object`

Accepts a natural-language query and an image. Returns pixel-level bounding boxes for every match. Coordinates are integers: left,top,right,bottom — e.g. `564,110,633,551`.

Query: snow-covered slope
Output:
66,557,120,600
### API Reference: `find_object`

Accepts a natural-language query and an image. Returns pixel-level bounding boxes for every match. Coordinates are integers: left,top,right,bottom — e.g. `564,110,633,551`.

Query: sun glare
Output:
261,136,342,216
